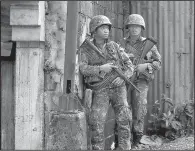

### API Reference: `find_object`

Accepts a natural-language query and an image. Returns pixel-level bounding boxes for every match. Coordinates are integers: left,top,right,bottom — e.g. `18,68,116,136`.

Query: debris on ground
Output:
140,135,163,146
151,135,194,150
131,135,194,150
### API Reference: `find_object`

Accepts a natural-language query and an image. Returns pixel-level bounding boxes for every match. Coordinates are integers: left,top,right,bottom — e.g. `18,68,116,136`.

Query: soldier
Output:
79,15,134,150
121,14,162,148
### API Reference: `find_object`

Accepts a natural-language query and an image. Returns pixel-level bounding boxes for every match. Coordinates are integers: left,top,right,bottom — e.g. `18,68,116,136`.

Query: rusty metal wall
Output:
130,1,194,131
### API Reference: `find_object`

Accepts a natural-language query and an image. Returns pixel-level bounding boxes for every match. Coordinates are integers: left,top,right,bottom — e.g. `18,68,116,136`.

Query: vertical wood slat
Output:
166,1,171,98
1,1,12,42
163,2,169,111
153,1,158,102
174,2,181,103
184,2,191,101
190,1,194,99
180,1,185,102
15,46,44,149
157,1,163,105
1,61,15,150
159,2,166,110
162,2,168,99
168,1,175,101
147,1,153,109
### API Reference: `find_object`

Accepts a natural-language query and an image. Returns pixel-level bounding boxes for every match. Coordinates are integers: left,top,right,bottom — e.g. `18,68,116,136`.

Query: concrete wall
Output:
43,1,125,149
1,1,127,150
43,1,68,148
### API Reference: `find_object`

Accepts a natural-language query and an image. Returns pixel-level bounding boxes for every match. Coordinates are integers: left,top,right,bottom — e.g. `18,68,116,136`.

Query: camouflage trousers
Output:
128,79,149,144
90,85,132,150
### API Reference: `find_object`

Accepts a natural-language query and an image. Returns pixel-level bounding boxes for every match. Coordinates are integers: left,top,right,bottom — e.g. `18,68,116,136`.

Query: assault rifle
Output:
128,37,158,91
81,37,141,93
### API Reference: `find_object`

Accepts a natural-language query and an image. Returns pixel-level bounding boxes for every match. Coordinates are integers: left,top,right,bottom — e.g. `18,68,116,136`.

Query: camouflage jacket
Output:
79,40,134,89
123,36,161,82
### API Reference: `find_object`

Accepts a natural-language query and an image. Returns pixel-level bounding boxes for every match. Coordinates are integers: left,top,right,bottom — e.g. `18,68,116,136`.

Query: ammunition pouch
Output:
139,71,154,82
130,68,154,85
87,70,118,90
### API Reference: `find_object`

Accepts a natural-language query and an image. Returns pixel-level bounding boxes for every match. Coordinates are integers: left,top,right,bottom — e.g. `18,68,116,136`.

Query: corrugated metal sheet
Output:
130,1,194,130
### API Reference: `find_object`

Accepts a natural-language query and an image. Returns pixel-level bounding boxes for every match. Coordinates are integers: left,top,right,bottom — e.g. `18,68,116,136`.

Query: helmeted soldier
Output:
79,15,134,150
121,14,162,148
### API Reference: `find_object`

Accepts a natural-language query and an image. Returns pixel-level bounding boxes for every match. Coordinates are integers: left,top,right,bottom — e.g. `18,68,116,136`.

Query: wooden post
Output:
1,61,15,150
10,1,45,149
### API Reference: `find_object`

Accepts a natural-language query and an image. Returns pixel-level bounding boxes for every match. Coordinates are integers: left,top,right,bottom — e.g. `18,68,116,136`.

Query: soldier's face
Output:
95,25,110,39
127,24,142,36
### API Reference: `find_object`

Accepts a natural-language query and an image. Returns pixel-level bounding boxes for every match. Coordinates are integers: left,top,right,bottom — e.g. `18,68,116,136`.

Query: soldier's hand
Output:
100,63,118,73
111,77,124,86
135,63,148,76
128,53,134,58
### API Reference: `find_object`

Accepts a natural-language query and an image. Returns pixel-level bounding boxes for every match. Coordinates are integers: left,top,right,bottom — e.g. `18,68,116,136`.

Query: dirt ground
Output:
131,135,194,150
151,135,194,150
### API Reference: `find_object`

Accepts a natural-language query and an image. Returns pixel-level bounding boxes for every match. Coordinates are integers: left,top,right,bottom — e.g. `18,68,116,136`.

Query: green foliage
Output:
147,94,194,140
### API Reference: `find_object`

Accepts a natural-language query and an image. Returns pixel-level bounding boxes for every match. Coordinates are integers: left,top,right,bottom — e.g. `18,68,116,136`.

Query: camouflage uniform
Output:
123,14,162,145
79,15,134,150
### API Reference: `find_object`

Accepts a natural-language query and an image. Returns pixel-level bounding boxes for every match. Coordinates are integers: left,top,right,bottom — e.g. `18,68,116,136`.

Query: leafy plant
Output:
147,94,194,140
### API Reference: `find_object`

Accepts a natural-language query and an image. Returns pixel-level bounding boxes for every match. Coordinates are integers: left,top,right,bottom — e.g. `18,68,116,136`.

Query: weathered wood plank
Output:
15,46,44,149
1,42,12,56
1,1,12,42
168,1,175,102
1,61,15,150
190,1,194,99
174,2,182,103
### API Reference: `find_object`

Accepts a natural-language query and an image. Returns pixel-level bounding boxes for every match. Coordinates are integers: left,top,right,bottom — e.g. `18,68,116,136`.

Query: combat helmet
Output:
89,15,112,34
125,14,145,30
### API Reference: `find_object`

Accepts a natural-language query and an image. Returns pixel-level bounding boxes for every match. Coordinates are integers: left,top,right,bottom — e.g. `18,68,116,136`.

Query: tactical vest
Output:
124,37,155,82
82,40,126,90
124,38,147,65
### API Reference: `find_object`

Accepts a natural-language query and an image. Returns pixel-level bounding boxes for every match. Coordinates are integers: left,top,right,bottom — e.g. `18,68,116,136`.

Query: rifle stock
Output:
136,37,157,66
129,37,157,87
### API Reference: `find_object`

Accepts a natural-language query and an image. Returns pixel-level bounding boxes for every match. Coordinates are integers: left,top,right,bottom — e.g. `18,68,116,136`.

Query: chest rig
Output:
125,39,146,65
82,41,126,90
85,41,121,66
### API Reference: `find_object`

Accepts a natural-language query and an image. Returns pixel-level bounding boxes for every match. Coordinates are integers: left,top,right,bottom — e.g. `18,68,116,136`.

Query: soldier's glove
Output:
128,53,135,58
111,77,124,86
100,63,118,73
127,53,135,60
135,63,149,76
120,51,130,61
